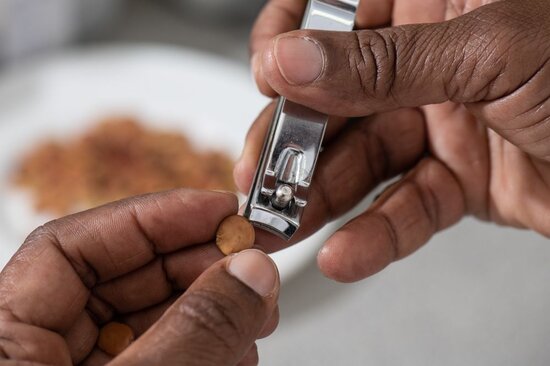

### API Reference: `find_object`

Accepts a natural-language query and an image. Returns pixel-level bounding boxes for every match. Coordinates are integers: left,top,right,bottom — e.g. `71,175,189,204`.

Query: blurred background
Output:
0,0,262,65
2,1,550,365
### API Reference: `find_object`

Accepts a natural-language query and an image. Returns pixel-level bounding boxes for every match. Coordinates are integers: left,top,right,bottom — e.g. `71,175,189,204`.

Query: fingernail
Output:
227,249,278,297
274,36,324,85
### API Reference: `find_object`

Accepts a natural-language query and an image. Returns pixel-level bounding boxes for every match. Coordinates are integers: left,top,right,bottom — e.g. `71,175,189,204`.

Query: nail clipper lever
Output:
244,0,360,240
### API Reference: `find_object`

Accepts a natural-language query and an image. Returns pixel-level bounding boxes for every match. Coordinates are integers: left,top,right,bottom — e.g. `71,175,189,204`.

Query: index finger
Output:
45,189,238,283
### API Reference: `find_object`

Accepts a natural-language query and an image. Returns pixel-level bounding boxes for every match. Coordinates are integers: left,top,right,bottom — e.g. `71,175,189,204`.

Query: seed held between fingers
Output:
97,322,135,357
216,215,255,255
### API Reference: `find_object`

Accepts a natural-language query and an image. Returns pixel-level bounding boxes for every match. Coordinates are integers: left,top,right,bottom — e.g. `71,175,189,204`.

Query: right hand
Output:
235,0,550,282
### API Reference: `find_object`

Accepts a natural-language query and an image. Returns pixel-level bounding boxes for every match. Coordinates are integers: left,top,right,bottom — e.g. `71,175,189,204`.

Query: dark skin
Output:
0,190,279,365
3,0,550,363
236,0,550,282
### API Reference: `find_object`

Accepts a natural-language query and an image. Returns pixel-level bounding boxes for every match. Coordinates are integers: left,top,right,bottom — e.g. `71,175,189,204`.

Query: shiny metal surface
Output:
244,0,359,240
302,0,359,31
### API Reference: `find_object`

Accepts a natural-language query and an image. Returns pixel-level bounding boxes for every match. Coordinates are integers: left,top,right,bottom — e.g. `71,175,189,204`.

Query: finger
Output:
81,348,111,366
0,190,237,334
112,249,279,366
255,108,426,252
468,59,550,160
234,101,347,194
237,343,259,366
234,103,276,194
50,189,238,281
392,0,445,25
93,258,172,314
0,313,71,365
86,294,114,325
258,306,279,339
169,245,273,303
318,158,465,283
91,241,276,320
256,1,544,116
164,242,224,289
250,0,306,58
122,296,179,337
424,102,490,219
63,311,98,364
356,0,393,28
250,0,307,96
121,294,278,341
250,0,394,96
393,0,486,25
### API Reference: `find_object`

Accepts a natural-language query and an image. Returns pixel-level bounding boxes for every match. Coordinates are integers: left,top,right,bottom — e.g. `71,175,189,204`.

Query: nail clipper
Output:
244,0,360,240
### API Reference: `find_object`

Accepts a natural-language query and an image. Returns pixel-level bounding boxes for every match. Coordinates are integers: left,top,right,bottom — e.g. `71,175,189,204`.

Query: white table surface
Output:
259,217,550,365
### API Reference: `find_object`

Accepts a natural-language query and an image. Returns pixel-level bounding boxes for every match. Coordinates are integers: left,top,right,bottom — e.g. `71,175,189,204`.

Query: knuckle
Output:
389,25,441,97
0,318,70,364
23,222,57,246
18,219,98,287
179,289,244,351
509,114,550,159
451,18,509,100
447,2,548,101
350,30,398,100
12,223,60,265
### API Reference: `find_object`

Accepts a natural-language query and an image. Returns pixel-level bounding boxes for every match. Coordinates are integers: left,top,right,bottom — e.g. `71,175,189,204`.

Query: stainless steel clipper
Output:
244,0,360,240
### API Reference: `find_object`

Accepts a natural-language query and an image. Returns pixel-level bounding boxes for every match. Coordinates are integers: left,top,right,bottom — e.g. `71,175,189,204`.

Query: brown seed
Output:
216,215,255,255
97,322,135,357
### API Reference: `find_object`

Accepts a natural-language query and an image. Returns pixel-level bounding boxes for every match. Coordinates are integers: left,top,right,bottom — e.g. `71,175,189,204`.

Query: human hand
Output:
0,190,279,366
235,0,550,282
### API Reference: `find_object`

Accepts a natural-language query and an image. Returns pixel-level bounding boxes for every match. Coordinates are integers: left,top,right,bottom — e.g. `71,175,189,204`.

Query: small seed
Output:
216,215,255,255
97,322,135,357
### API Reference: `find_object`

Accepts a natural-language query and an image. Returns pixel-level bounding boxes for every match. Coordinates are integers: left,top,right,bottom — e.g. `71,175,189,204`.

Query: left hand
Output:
0,190,280,366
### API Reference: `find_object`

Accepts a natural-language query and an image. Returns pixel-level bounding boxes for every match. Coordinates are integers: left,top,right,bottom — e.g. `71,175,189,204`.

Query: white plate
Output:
0,45,342,282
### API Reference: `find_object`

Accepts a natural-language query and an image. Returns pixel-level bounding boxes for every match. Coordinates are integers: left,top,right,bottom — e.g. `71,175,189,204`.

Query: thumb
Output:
111,249,279,366
258,0,544,117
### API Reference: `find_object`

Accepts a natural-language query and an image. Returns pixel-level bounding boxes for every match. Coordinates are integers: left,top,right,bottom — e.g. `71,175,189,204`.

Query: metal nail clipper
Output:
244,0,360,240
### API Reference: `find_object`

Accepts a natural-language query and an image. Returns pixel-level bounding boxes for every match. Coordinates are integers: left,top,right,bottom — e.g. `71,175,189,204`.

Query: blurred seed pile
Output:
13,117,235,215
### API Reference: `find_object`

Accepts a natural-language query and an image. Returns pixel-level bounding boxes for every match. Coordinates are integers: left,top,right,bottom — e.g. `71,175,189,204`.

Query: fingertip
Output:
227,249,280,298
211,189,240,213
258,83,279,98
233,159,255,195
318,224,392,283
253,50,278,97
317,232,361,283
234,103,277,195
237,343,259,366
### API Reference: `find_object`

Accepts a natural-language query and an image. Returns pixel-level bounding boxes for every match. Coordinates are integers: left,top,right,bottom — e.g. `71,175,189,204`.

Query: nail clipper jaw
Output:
243,0,360,240
244,98,328,240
